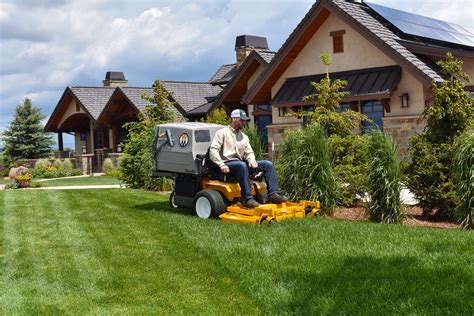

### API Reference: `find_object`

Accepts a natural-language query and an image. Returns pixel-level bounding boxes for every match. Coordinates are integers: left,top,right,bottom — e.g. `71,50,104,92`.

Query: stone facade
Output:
267,123,303,149
383,116,425,156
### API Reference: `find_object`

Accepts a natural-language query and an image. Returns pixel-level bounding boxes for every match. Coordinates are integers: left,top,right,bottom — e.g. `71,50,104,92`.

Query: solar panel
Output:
365,2,474,47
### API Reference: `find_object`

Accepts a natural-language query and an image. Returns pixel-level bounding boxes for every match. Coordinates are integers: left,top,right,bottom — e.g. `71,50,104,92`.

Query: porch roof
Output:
272,65,401,106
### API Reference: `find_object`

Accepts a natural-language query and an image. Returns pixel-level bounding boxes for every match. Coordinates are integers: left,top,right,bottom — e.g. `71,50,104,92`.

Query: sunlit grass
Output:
38,175,122,187
1,189,473,314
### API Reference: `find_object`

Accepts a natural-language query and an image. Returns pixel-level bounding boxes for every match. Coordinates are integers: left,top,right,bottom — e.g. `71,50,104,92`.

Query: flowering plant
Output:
16,172,33,181
16,172,33,188
46,165,57,172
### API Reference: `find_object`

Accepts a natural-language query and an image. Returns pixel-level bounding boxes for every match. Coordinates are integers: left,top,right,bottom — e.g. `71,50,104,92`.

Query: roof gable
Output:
211,50,274,112
243,0,447,105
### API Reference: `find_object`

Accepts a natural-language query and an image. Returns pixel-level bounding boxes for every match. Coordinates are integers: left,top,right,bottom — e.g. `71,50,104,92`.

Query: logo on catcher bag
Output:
179,133,189,147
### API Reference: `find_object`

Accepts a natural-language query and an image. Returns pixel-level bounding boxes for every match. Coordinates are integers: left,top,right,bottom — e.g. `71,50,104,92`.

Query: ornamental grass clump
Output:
367,130,404,224
452,132,473,229
277,124,336,213
62,158,74,172
243,124,264,160
34,158,51,170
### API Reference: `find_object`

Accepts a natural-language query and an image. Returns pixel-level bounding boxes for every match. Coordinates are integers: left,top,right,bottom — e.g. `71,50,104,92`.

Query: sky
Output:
1,0,473,149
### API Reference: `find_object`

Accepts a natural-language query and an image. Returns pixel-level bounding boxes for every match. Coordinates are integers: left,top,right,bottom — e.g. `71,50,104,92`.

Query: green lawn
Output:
37,175,122,187
1,189,473,314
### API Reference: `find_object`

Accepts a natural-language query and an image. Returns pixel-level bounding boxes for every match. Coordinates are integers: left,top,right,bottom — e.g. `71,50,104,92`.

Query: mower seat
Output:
196,150,264,183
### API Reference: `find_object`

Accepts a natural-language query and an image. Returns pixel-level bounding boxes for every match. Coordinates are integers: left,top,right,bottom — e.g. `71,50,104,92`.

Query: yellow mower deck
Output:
219,200,320,224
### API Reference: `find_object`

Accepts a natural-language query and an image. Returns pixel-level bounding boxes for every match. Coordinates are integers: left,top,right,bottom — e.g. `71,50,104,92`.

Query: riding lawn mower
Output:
151,122,320,224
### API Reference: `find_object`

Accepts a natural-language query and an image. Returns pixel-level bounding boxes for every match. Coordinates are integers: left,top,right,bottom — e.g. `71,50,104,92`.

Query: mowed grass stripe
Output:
1,189,260,314
2,190,106,314
171,213,474,314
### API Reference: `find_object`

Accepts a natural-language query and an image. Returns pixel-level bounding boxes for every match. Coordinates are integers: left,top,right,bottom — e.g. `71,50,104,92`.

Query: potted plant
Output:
16,172,33,188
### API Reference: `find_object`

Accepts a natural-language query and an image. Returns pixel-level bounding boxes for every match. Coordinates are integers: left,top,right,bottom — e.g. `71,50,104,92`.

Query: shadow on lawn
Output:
132,200,194,217
270,255,471,314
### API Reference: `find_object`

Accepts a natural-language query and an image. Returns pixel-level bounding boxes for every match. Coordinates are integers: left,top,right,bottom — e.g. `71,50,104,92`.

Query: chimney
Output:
103,71,128,87
235,35,269,67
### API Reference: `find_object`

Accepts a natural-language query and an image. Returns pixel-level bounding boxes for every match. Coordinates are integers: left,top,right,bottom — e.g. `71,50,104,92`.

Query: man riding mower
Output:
151,119,320,224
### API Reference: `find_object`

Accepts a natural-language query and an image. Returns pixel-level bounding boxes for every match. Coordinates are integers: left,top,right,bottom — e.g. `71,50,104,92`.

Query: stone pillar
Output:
80,154,94,175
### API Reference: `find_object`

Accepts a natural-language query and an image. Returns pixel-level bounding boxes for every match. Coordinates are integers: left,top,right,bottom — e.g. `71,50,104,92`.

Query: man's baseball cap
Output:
230,109,250,121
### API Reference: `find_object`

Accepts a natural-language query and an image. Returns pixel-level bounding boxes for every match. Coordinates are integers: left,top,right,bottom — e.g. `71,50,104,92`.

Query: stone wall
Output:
267,122,303,150
383,115,425,157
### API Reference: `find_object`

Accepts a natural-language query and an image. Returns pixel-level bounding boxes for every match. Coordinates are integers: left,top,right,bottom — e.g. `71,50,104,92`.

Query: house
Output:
231,0,473,153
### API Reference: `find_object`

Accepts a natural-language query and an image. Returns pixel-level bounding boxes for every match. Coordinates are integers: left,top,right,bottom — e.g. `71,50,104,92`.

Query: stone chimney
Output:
235,35,269,67
103,71,128,87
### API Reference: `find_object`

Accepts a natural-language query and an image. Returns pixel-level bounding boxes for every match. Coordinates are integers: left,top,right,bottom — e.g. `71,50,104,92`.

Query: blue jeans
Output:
224,160,279,201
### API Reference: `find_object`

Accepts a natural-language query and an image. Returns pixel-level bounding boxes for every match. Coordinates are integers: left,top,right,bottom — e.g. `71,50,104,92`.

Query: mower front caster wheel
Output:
194,189,226,219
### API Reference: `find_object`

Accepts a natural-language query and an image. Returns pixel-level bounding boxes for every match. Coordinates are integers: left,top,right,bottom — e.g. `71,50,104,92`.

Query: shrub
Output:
277,124,336,213
35,159,51,170
330,134,369,206
120,80,178,190
453,132,473,228
202,107,230,126
242,124,264,160
406,53,473,219
367,130,404,224
102,158,116,175
54,159,63,170
62,158,74,172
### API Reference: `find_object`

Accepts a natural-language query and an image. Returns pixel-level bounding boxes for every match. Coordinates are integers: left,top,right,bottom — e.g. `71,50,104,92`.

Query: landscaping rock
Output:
9,166,28,179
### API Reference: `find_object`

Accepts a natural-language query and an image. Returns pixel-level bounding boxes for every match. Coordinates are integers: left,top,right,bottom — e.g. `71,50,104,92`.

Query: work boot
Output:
244,198,260,208
267,193,289,204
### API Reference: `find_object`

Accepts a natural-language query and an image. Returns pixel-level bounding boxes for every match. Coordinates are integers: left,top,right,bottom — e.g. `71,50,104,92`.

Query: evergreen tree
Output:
406,52,473,218
1,98,54,164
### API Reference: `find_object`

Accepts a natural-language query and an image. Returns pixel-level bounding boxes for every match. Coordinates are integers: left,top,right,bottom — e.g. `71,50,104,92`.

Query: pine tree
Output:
1,98,54,164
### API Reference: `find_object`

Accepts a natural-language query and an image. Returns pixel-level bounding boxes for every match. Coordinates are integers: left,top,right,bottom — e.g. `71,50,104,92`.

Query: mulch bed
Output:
331,206,459,229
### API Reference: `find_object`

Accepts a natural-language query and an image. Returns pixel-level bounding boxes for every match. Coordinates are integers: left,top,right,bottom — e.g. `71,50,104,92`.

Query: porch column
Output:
57,130,64,151
89,121,95,153
112,126,117,152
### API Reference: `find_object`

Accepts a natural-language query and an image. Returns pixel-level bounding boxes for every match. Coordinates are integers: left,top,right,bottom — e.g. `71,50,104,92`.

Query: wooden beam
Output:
58,131,64,151
381,99,391,113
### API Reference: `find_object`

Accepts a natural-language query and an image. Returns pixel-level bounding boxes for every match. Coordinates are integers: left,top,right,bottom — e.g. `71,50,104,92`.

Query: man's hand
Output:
249,161,258,169
220,165,230,173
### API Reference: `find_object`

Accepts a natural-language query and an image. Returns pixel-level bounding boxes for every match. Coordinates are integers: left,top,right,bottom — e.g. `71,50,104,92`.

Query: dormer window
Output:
330,30,345,54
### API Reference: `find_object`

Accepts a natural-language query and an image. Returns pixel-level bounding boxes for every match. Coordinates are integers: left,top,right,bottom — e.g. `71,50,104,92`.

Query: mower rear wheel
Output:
194,189,226,219
169,191,179,209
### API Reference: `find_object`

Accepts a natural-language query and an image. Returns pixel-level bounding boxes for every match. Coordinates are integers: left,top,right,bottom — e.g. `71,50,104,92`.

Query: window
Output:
330,30,345,54
335,103,352,113
278,107,288,117
361,101,384,132
195,130,211,143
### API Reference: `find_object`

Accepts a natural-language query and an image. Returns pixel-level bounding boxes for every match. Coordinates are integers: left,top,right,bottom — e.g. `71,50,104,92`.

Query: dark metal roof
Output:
209,64,237,85
272,65,401,105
